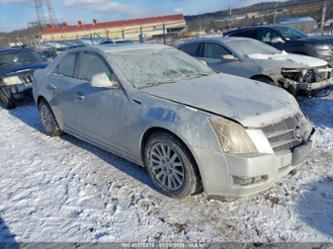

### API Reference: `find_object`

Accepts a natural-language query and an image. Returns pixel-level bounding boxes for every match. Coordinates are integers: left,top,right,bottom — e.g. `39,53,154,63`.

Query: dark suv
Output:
0,48,47,109
225,26,333,64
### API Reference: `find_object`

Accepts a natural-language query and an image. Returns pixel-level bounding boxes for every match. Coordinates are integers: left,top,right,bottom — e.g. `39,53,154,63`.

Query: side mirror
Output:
222,54,238,61
271,37,285,44
91,73,119,89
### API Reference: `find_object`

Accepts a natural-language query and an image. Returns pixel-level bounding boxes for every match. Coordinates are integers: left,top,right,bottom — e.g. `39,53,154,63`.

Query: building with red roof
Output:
42,14,186,41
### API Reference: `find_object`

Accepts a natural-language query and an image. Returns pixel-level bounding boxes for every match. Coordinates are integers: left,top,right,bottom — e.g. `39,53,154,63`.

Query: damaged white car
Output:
177,37,333,97
33,44,314,199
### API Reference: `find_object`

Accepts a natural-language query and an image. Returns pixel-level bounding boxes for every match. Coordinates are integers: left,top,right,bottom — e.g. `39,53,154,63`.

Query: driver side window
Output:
204,43,231,59
257,30,279,43
78,53,113,82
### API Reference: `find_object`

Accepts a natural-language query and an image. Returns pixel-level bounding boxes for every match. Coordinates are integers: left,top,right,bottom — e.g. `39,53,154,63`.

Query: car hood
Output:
141,73,299,128
247,52,327,68
0,62,48,77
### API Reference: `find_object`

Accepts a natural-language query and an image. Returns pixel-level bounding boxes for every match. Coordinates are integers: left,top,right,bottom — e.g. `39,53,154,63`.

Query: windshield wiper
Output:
140,79,176,89
181,72,210,80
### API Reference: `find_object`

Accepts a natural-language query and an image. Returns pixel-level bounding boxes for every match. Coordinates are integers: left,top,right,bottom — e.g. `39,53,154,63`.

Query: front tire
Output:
144,132,201,198
0,88,16,109
38,99,61,136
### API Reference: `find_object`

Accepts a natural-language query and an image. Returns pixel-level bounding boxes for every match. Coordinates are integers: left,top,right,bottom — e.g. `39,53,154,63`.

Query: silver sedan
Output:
33,44,314,199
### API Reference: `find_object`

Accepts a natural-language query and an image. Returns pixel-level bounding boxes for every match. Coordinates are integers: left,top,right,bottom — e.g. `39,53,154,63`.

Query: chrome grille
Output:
262,114,304,153
19,74,33,84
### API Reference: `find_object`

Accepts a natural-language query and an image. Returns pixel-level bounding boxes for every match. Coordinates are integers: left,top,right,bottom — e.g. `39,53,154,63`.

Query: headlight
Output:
314,44,330,50
2,76,22,86
210,116,258,154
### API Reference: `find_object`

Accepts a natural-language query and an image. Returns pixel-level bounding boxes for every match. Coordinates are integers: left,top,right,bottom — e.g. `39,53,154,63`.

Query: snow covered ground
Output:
0,95,332,243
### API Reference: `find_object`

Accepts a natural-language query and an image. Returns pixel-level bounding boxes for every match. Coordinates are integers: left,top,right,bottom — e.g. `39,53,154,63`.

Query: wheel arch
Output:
250,74,275,84
36,95,62,130
36,95,47,107
140,126,203,190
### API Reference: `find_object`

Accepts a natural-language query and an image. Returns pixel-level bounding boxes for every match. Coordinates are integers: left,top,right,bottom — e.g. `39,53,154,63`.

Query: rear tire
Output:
144,132,201,198
0,88,16,109
38,99,61,136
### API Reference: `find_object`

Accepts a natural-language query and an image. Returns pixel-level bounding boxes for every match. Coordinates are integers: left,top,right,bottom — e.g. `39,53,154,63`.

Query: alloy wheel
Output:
40,103,56,133
148,142,185,191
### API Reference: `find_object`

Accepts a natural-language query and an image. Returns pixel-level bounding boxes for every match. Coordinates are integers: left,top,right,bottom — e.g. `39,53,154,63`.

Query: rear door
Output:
47,52,81,130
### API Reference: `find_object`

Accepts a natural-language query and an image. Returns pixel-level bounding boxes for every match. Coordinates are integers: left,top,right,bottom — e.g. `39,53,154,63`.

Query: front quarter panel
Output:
130,92,232,194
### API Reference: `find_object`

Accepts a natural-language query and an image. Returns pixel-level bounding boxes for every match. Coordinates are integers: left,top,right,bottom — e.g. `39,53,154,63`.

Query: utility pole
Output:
273,2,279,24
162,23,166,44
320,1,327,35
228,4,232,30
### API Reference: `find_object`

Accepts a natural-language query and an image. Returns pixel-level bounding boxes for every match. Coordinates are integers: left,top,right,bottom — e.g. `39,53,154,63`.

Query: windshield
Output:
0,50,43,67
225,39,281,56
272,26,307,40
109,47,214,88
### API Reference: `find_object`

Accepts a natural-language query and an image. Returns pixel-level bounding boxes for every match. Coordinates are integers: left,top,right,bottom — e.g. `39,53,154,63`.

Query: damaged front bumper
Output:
279,78,333,97
196,136,314,200
296,79,333,97
280,66,333,97
193,113,315,199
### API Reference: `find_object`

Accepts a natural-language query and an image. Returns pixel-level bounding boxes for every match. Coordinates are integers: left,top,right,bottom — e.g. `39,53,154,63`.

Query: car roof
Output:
177,36,254,45
225,25,286,35
69,43,170,54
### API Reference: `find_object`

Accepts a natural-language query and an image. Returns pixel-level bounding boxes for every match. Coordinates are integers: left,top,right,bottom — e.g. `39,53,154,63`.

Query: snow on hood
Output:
141,73,300,128
247,51,327,68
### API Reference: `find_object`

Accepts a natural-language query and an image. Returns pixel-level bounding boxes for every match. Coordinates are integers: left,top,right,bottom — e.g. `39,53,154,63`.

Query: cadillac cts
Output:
33,44,315,199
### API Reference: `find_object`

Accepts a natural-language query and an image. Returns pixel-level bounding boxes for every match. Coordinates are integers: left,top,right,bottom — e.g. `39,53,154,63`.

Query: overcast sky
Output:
0,0,286,32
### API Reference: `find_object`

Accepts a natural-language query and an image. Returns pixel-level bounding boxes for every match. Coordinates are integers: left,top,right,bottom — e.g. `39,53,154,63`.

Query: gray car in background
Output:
177,37,333,96
33,44,314,199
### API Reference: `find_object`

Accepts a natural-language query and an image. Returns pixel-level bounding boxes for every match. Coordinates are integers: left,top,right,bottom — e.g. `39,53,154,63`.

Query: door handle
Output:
47,84,57,90
75,92,85,100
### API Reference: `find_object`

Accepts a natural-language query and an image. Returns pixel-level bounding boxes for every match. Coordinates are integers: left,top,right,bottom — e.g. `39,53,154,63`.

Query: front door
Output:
203,42,245,76
72,52,130,154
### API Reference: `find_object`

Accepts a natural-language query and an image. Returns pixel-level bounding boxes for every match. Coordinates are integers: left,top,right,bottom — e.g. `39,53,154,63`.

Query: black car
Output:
225,26,333,64
40,49,58,61
0,48,48,109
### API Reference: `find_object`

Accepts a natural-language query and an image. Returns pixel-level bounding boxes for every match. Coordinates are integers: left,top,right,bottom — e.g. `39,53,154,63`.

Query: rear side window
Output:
179,43,202,57
56,53,77,77
230,30,257,39
78,53,113,82
204,43,231,59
